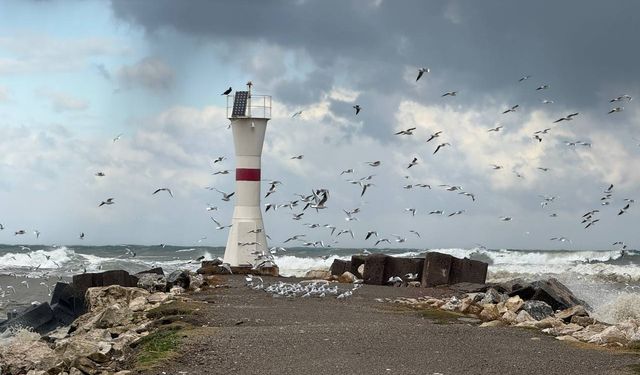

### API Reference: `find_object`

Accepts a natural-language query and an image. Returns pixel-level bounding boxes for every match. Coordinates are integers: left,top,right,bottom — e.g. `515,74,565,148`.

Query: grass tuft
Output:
135,328,182,369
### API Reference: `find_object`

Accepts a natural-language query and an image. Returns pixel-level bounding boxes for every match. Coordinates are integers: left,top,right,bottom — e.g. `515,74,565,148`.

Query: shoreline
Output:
136,275,640,375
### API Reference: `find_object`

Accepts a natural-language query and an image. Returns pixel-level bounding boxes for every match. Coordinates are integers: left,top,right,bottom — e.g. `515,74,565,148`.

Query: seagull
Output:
610,95,632,103
459,192,475,201
391,234,407,243
284,234,306,243
502,105,519,114
211,217,231,230
79,232,85,240
213,156,226,163
409,230,421,238
291,110,303,118
405,208,417,216
442,91,457,97
537,167,550,172
488,125,503,132
395,127,416,136
336,229,355,239
340,169,354,175
534,135,543,142
536,84,550,91
426,131,442,143
95,172,105,177
359,182,374,197
542,99,555,104
518,75,531,82
416,67,430,81
152,188,174,197
550,236,571,243
407,157,418,168
553,113,579,123
206,204,218,211
353,105,362,115
375,238,391,246
365,231,378,240
608,107,624,114
290,155,304,160
99,198,115,207
448,210,465,217
214,188,235,201
534,128,551,135
222,87,232,95
0,223,3,230
112,133,123,143
366,161,381,167
433,143,451,155
499,216,512,221
34,230,40,239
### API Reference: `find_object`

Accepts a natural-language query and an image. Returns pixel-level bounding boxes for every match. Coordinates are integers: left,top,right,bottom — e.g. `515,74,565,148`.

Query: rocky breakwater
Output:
387,278,640,349
0,268,207,375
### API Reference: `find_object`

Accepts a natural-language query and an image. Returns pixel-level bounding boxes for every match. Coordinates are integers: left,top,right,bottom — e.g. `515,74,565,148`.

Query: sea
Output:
0,244,639,324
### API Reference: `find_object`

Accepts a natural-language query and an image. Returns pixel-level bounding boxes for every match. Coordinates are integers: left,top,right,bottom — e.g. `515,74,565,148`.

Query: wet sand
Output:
138,275,640,375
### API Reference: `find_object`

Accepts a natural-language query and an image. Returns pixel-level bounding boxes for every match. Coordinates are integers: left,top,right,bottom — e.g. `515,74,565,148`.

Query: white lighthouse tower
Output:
223,83,272,268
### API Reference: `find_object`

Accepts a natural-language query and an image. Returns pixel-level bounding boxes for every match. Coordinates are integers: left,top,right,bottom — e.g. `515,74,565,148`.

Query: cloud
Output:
0,34,128,75
38,89,89,112
116,57,174,91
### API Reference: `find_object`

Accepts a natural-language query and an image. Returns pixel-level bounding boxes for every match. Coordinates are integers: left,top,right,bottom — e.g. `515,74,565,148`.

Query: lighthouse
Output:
223,83,272,268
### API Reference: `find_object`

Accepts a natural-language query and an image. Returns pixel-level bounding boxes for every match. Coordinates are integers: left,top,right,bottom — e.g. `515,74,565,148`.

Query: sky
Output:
1,0,640,250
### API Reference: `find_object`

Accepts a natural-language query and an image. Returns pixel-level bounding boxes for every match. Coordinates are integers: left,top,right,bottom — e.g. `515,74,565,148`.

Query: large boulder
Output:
555,305,588,322
85,285,149,312
137,273,167,292
522,300,554,321
166,270,190,290
509,278,587,311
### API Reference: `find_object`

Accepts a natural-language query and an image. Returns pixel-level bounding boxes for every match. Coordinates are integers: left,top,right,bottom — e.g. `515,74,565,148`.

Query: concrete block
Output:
422,252,453,287
449,258,488,284
0,302,55,334
102,270,138,288
329,259,351,276
384,257,423,282
136,267,165,276
363,254,388,285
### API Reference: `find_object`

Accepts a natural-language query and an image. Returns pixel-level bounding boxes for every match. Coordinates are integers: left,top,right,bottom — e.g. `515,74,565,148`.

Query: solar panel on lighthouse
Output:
231,91,249,117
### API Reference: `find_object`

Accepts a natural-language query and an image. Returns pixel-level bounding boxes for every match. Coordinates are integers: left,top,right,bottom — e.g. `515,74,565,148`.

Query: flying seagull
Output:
518,75,531,82
395,127,416,136
610,95,632,103
553,113,579,123
222,87,232,95
353,105,362,115
488,125,503,132
433,143,451,155
416,67,430,81
291,110,303,118
366,160,381,167
607,107,624,114
153,188,174,197
99,198,115,207
213,156,226,163
407,157,418,169
502,105,519,114
290,155,304,160
95,172,105,177
426,131,443,143
442,91,457,97
536,84,550,91
112,133,123,143
213,188,235,201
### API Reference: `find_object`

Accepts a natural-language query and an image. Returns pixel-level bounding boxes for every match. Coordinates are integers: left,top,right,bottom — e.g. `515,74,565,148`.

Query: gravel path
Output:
139,276,639,375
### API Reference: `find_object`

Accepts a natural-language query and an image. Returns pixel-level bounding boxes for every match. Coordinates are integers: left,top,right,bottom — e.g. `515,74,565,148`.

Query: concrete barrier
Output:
422,252,488,287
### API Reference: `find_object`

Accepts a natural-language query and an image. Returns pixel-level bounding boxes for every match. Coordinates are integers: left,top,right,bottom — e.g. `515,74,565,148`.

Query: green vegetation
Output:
135,328,182,369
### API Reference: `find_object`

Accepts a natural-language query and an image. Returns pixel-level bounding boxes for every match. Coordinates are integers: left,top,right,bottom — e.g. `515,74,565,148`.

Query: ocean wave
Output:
0,246,74,270
274,254,349,277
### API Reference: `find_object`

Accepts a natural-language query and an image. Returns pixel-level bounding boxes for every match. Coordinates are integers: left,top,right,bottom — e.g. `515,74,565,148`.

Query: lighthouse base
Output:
223,206,268,267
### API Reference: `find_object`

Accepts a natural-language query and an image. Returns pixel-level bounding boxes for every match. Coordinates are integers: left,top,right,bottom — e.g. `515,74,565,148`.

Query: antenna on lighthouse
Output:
222,84,276,275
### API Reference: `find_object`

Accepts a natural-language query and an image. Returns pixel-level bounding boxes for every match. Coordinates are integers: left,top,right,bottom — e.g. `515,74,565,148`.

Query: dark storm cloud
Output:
110,0,640,143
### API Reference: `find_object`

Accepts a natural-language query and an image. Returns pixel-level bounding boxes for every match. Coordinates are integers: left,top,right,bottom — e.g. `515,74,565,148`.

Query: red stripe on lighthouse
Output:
236,168,261,181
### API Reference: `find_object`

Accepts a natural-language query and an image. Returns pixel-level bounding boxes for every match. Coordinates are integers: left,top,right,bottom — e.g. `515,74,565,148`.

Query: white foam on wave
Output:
274,254,349,277
0,246,74,270
593,293,640,324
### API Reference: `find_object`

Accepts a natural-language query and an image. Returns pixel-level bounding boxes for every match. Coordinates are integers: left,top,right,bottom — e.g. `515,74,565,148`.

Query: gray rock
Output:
509,278,588,311
479,288,501,304
0,302,56,334
522,300,554,321
166,270,190,290
137,273,167,292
